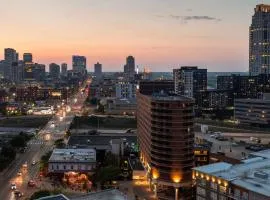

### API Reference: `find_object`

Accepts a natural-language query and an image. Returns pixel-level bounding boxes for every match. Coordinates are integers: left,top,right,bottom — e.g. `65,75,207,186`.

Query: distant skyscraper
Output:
23,53,33,63
4,48,18,80
49,63,60,80
173,66,207,98
124,56,135,80
24,62,35,80
34,64,46,81
4,48,17,63
94,62,102,79
72,56,86,74
61,63,68,76
249,4,270,75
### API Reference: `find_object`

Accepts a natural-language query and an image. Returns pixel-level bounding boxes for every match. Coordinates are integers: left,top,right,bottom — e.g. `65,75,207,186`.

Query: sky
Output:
0,0,267,72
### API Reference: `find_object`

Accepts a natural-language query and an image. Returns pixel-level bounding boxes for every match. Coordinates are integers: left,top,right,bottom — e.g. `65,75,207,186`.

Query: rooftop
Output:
151,93,194,102
68,135,137,147
38,194,69,200
193,150,270,197
49,149,96,163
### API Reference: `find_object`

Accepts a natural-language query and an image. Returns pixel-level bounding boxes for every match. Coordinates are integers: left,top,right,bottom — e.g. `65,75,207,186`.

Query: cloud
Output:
182,16,221,22
156,14,221,23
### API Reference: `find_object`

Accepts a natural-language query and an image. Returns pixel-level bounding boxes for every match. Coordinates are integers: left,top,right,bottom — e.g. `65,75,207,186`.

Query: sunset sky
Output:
0,0,264,72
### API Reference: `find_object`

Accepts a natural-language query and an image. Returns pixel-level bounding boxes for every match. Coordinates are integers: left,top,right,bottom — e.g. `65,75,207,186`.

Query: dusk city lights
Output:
0,1,270,200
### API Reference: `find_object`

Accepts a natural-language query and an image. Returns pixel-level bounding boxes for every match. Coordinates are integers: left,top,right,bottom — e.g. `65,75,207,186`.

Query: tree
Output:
103,152,119,167
54,139,65,148
10,135,26,148
98,166,122,183
30,190,51,200
1,146,16,159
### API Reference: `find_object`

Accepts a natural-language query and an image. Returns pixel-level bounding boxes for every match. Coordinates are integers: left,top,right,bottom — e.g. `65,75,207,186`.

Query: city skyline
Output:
0,0,265,72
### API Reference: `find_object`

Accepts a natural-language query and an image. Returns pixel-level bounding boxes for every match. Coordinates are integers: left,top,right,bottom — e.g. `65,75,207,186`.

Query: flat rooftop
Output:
193,150,270,197
38,194,69,200
68,135,137,147
151,94,194,102
49,149,96,163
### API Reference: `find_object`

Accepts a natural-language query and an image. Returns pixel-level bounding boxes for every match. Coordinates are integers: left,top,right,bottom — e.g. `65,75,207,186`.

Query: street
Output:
0,80,89,200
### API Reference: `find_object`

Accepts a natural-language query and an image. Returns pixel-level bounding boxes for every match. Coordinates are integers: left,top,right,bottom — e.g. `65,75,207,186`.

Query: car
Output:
28,180,36,187
32,160,36,165
22,162,28,168
11,183,16,190
216,136,228,141
231,142,239,146
14,190,23,198
17,171,22,176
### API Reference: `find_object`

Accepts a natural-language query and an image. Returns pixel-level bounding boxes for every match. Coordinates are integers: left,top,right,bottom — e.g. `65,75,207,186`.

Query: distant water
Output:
150,72,248,89
102,72,248,89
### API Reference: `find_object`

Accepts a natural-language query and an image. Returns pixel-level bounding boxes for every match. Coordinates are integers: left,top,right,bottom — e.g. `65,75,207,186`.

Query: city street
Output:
0,80,89,200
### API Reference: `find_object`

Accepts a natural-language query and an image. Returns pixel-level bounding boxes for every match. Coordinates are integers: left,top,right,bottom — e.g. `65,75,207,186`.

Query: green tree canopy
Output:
10,135,26,148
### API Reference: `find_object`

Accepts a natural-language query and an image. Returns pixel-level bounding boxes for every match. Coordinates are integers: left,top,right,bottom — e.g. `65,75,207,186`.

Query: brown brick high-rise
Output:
137,92,194,200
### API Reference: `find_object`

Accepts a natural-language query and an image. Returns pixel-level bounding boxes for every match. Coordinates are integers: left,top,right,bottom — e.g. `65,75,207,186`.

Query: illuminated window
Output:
219,185,227,194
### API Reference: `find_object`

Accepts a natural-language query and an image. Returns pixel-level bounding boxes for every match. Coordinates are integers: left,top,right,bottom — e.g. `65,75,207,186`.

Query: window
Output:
56,165,59,170
63,165,66,170
71,165,73,170
210,182,217,191
197,196,206,200
219,195,227,200
196,187,206,196
219,185,227,194
199,179,206,186
234,189,240,198
242,192,248,200
210,192,217,200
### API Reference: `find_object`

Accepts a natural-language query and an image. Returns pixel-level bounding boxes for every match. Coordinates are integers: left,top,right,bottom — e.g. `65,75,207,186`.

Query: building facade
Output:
115,82,136,99
124,56,135,80
234,94,270,127
61,63,68,76
138,80,175,95
137,92,195,199
94,62,102,79
48,149,96,174
72,55,86,74
4,48,18,80
193,150,270,200
23,53,32,63
174,66,207,98
49,63,60,80
249,4,270,75
217,74,270,99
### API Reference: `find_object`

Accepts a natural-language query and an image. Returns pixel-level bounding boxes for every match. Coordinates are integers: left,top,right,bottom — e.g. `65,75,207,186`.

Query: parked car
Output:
22,162,28,168
28,180,36,187
14,190,23,198
11,183,16,190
